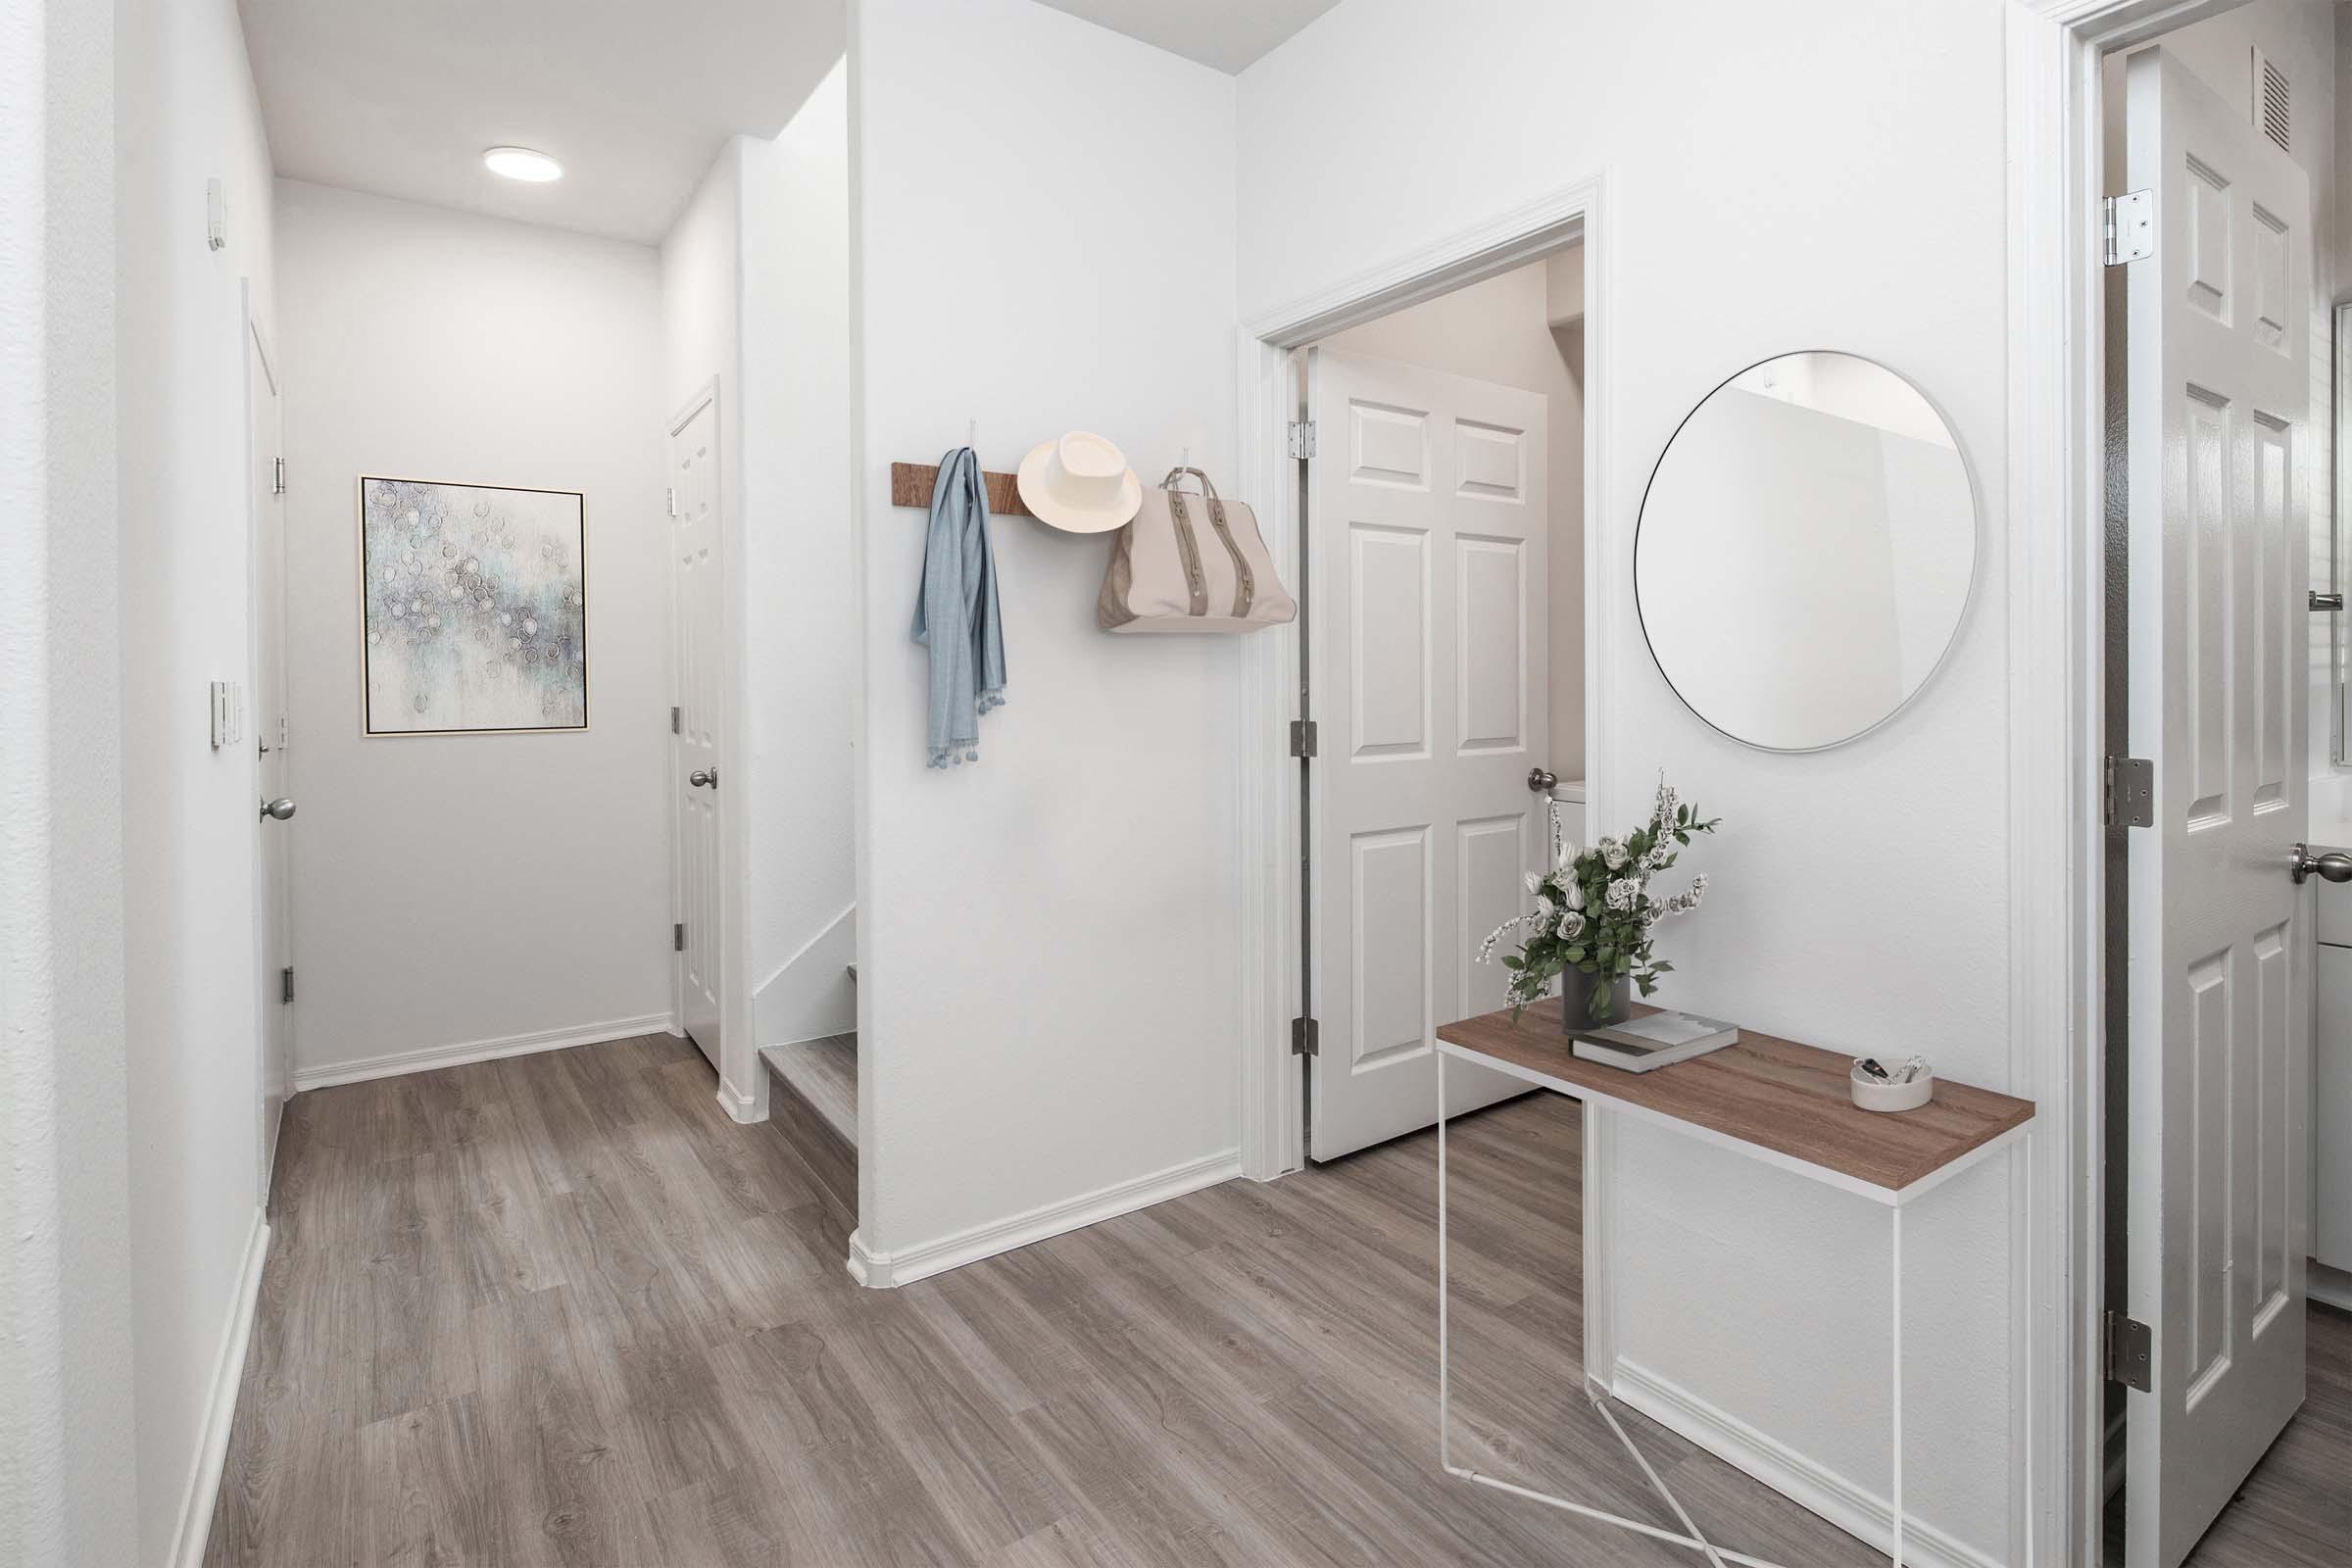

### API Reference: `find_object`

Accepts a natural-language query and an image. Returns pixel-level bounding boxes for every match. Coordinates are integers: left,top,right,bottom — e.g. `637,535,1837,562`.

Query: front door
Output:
670,392,724,1067
2121,45,2311,1568
1307,347,1549,1159
248,306,292,1204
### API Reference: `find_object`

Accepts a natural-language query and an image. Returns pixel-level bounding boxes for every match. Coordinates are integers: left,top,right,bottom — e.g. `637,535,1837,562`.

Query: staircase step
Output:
760,1034,856,1223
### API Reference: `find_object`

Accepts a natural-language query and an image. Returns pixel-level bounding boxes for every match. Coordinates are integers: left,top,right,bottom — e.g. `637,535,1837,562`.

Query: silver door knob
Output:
689,768,717,789
2291,843,2352,884
1527,767,1558,794
259,798,296,821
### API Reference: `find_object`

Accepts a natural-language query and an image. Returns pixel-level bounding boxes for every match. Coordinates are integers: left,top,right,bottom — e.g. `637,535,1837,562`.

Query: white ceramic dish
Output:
1850,1064,1934,1113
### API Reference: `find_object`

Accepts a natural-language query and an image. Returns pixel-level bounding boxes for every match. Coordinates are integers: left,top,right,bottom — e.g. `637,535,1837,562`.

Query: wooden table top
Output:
1436,998,2035,1197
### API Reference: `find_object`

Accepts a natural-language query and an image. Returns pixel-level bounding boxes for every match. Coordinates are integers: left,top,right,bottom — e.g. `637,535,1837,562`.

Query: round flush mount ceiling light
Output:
482,146,563,182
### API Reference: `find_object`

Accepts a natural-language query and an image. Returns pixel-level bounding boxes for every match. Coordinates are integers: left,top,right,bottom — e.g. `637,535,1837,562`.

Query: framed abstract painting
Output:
358,476,589,735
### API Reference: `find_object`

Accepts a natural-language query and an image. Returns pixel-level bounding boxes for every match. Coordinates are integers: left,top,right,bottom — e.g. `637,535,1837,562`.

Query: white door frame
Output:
243,284,287,1205
1235,176,1604,1187
666,378,761,1123
2006,2,2249,1563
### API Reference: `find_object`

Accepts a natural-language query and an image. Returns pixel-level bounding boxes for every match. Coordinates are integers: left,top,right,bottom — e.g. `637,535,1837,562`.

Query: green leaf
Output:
1500,955,1522,969
1564,946,1585,963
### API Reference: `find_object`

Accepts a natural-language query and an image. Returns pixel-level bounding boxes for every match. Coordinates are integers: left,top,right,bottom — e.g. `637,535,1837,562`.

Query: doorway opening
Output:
1293,243,1590,1164
2093,6,2348,1566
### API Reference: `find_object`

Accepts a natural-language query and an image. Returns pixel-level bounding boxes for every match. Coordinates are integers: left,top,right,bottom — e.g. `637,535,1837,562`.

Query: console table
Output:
1433,998,2035,1568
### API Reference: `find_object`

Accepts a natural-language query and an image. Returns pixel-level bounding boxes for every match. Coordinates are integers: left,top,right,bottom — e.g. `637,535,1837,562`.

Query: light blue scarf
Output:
910,447,1005,767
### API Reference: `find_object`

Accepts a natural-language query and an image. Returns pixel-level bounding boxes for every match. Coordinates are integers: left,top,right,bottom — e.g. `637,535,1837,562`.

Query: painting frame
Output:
357,474,591,737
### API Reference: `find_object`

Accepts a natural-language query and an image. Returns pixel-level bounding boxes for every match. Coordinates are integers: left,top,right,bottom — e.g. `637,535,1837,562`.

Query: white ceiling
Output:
1032,0,1342,74
237,0,845,246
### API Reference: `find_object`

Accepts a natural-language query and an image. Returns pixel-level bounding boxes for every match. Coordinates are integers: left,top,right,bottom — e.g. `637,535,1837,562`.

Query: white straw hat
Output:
1015,431,1143,534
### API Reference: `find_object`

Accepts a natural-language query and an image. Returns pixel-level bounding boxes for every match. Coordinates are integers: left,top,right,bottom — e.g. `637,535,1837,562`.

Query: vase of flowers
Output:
1480,777,1720,1030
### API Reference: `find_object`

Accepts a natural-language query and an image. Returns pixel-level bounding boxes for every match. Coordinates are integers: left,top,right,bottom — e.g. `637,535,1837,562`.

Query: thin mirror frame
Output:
1634,350,1983,755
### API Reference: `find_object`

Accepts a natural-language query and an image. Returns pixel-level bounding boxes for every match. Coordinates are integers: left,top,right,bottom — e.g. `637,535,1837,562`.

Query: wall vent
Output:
2255,47,2289,154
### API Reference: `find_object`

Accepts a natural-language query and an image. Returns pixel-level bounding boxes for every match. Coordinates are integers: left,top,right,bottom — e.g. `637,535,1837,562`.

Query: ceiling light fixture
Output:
482,146,563,183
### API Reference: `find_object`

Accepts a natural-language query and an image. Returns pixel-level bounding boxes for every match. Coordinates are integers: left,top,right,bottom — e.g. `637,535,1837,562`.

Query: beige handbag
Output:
1097,467,1297,634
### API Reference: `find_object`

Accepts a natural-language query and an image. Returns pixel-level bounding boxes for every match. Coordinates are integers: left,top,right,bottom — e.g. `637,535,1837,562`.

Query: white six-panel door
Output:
671,392,724,1067
2123,46,2311,1568
1308,348,1549,1160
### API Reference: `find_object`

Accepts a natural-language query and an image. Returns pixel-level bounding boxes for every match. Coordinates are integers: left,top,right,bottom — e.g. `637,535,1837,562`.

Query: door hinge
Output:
1287,420,1317,460
2103,756,2153,828
666,486,681,517
2103,189,2154,267
1291,1016,1320,1056
2104,1310,2153,1393
673,922,686,953
2312,590,2344,612
279,966,294,1004
1289,719,1317,760
271,456,286,496
670,705,682,734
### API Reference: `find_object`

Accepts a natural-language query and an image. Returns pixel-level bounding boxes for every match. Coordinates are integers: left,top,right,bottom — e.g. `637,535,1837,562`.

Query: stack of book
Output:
1570,1010,1740,1073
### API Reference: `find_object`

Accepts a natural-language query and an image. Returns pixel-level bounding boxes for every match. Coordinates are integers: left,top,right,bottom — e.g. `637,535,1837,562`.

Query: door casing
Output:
2011,2,2259,1564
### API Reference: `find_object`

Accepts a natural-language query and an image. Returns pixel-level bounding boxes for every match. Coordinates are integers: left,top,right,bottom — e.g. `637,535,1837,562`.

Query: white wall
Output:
275,181,673,1080
1,1,138,1563
661,139,760,1113
1242,0,2010,1554
114,0,280,1558
742,65,858,1052
851,0,1243,1272
1321,257,1587,779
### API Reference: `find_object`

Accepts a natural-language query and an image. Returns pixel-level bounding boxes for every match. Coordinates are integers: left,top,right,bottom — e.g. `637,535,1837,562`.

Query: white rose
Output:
1606,878,1639,912
1599,837,1629,870
1557,909,1585,941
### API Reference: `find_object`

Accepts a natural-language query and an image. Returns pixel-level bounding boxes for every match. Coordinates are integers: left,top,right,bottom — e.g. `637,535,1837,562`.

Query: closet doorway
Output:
1237,189,1600,1173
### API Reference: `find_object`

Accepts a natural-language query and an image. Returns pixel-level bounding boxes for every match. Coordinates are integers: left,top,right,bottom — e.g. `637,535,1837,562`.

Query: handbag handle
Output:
1159,466,1252,617
1161,466,1219,504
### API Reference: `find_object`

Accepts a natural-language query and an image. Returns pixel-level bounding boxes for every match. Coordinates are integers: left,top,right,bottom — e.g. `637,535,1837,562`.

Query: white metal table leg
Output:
1891,1201,1904,1568
1436,1045,1451,1470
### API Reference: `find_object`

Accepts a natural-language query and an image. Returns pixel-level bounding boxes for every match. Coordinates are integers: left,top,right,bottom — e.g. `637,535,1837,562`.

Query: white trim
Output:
1235,175,1608,1186
847,1149,1242,1289
167,1207,270,1568
715,1073,762,1124
1612,1359,2003,1568
289,1012,674,1091
1235,329,1302,1181
2005,5,2248,1562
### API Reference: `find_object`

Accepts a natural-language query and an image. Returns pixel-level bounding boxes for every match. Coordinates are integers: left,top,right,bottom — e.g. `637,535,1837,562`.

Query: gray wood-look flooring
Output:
760,1033,857,1149
205,1033,2349,1566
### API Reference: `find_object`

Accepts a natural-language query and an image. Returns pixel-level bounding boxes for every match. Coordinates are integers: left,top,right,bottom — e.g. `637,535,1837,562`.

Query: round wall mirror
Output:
1634,352,1976,752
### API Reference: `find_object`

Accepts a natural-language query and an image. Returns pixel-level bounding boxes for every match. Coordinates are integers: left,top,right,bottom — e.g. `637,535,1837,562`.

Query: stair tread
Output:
760,1033,857,1149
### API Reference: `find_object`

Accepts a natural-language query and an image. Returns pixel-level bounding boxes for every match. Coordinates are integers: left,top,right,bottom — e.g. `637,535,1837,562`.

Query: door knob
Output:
259,798,296,821
689,768,717,790
2290,843,2352,884
1527,767,1558,794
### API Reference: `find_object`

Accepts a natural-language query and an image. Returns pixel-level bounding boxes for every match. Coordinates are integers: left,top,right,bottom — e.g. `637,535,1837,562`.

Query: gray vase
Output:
1563,969,1633,1032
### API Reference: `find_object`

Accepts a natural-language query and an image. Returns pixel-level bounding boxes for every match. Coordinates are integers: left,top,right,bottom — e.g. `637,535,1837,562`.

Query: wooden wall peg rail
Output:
890,461,1037,519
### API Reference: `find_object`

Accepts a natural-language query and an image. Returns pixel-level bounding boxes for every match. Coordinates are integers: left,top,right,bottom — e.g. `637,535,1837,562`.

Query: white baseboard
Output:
291,1012,675,1091
715,1072,765,1124
2312,1259,2352,1313
169,1206,270,1568
849,1149,1242,1290
1610,1359,2002,1568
